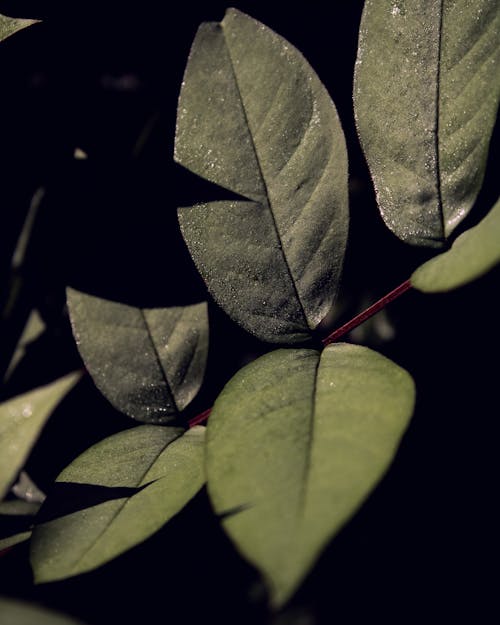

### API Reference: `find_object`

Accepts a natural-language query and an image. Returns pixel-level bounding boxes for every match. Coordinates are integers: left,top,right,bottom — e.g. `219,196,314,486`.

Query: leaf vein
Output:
139,310,178,413
446,9,500,73
67,434,181,573
221,25,309,330
297,354,321,524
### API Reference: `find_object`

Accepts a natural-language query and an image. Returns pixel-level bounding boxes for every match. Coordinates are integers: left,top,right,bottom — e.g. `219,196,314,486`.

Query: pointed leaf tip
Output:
0,13,40,43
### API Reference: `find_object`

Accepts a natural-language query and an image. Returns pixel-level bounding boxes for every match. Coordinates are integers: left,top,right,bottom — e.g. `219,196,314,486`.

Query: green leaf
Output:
175,8,348,343
30,425,205,583
354,0,500,247
0,13,39,43
412,195,500,291
67,288,209,423
0,530,31,551
0,500,41,551
0,500,41,516
206,344,415,606
0,373,82,501
0,597,86,625
10,471,46,504
4,309,45,382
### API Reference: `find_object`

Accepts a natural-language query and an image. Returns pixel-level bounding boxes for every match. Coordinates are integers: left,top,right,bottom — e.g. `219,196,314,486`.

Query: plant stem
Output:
322,279,412,346
188,407,212,428
188,279,413,428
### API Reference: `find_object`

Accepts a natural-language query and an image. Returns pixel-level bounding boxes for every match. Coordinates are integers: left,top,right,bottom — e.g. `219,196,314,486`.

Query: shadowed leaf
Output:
67,288,209,423
4,310,45,382
206,344,415,606
0,373,82,501
0,530,31,551
0,500,41,551
10,471,45,504
0,597,86,625
175,8,348,343
30,425,205,583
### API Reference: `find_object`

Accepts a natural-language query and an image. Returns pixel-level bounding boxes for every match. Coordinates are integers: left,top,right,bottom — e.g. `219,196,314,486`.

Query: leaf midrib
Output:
296,353,321,524
65,432,182,575
221,22,309,331
435,0,445,239
139,309,179,414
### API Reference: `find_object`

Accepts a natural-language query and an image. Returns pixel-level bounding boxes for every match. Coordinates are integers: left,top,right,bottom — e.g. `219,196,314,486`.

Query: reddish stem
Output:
322,279,412,346
187,279,412,427
188,407,212,428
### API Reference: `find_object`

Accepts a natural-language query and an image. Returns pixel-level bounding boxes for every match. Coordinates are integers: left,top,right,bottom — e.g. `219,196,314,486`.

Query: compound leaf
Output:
0,373,81,501
206,344,415,606
412,194,500,291
67,288,208,423
354,0,500,246
30,425,205,583
176,8,348,343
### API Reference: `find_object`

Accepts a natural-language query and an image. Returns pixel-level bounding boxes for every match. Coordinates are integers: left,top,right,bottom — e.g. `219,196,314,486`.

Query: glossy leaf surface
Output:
67,288,208,423
0,373,81,501
412,195,500,291
206,344,415,605
0,597,86,625
354,0,500,246
0,13,39,43
31,425,205,583
176,8,348,343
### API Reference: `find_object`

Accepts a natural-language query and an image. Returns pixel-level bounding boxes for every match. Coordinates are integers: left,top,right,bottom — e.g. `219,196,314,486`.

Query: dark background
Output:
0,1,498,623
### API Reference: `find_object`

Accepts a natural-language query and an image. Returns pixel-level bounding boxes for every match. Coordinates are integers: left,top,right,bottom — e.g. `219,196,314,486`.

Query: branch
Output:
322,279,412,346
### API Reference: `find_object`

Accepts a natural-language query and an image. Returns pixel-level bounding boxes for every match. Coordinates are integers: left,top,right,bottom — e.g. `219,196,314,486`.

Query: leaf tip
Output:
0,14,40,43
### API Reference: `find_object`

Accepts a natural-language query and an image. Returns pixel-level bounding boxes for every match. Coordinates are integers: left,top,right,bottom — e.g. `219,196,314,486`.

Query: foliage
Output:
0,3,498,624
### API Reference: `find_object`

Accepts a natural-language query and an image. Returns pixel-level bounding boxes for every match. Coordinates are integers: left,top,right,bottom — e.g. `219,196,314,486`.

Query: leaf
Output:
1,188,45,382
0,13,39,43
412,195,500,291
67,288,209,423
175,8,348,343
0,530,31,551
10,471,46,504
0,373,82,501
4,309,45,382
206,344,415,606
0,597,86,625
0,500,41,551
0,500,41,516
30,425,205,583
354,0,500,247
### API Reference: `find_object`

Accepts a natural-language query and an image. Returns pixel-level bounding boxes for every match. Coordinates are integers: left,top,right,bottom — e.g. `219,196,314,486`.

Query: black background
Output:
0,2,498,623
